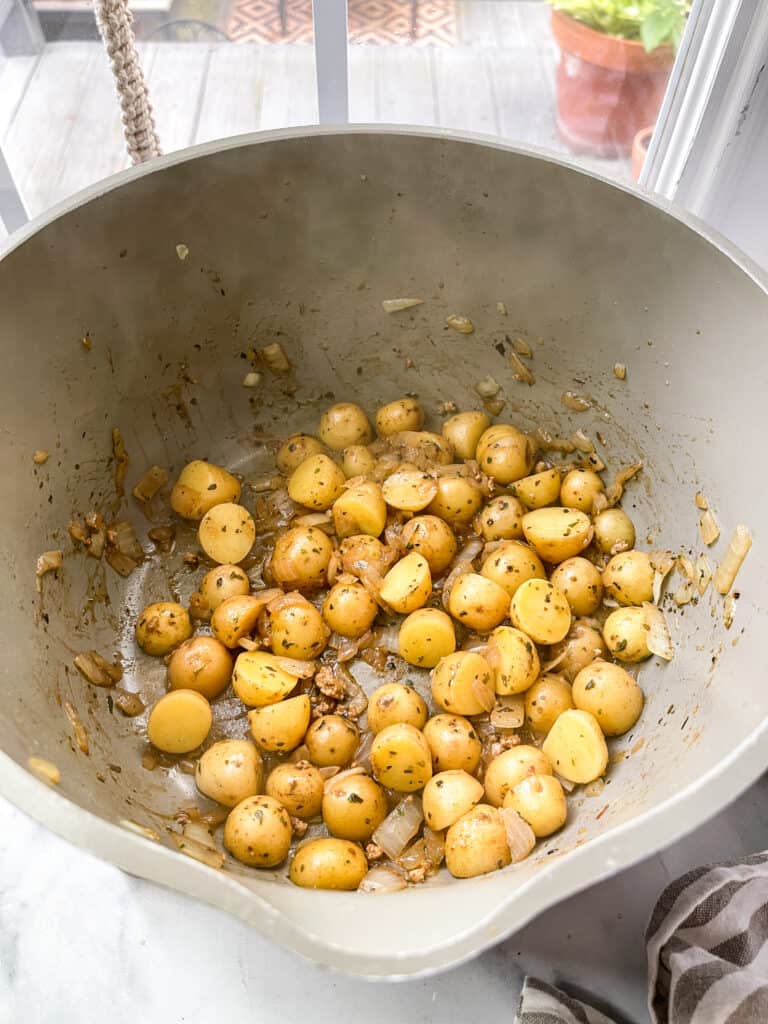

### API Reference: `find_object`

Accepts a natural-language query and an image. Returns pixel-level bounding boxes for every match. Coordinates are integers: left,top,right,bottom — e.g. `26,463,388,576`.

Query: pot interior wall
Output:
0,131,766,964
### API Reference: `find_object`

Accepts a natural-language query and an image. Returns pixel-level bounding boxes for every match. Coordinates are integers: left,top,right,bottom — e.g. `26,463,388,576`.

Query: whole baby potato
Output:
266,760,325,819
136,601,192,656
445,805,511,878
198,503,256,565
379,552,432,613
232,651,299,707
289,838,368,890
267,594,329,660
483,744,553,807
524,674,574,734
573,660,644,736
371,722,432,792
422,714,481,773
603,607,651,662
322,773,387,841
270,525,334,592
431,651,494,715
195,739,263,807
147,690,212,753
422,769,484,831
447,572,510,632
511,469,561,510
559,468,604,513
167,636,233,699
318,402,372,450
322,580,378,638
247,694,311,753
305,715,360,768
210,594,264,649
367,682,428,733
199,564,250,611
477,495,526,542
593,508,636,554
441,410,490,460
276,433,325,475
170,460,241,520
375,397,424,436
427,476,483,525
510,578,572,644
224,794,292,867
503,774,567,837
342,445,377,479
333,479,387,537
548,620,608,681
400,515,457,575
602,550,654,606
549,557,604,616
522,507,593,564
475,424,535,485
398,608,456,668
486,625,540,695
480,540,546,597
542,709,608,784
287,453,346,510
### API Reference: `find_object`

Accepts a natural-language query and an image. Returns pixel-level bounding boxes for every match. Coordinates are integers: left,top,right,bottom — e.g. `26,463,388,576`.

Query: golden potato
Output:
524,674,574,733
422,770,484,831
423,714,481,773
483,745,553,806
381,471,438,512
248,694,311,753
602,607,651,662
542,709,608,784
270,526,333,593
486,625,540,695
210,594,264,649
267,594,329,660
478,495,526,542
170,460,241,520
198,503,256,565
427,476,483,525
593,508,636,554
232,651,299,707
287,453,346,510
503,775,567,837
401,515,457,575
136,602,192,656
431,651,494,715
265,760,324,819
318,402,372,450
549,620,608,681
342,444,377,479
441,410,490,460
560,468,604,513
573,660,644,736
549,557,604,616
375,398,424,436
367,682,428,733
511,469,561,509
480,540,546,597
445,805,511,878
195,739,263,807
167,636,233,699
198,564,250,611
322,580,378,638
276,433,325,475
447,572,509,632
224,794,292,867
322,773,387,841
522,507,593,564
603,550,654,606
305,715,360,768
289,838,368,890
510,578,572,644
147,690,212,753
333,479,387,537
475,424,535,485
370,722,432,792
398,608,456,668
379,552,432,614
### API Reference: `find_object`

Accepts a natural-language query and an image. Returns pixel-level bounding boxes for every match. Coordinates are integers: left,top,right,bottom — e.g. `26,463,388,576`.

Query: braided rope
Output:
94,0,161,164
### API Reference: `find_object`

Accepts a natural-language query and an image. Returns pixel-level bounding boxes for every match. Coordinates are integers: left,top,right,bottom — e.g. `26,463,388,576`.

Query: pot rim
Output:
550,8,675,73
2,125,767,978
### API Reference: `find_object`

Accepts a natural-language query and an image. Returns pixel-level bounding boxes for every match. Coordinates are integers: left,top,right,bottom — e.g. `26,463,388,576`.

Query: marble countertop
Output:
1,777,767,1024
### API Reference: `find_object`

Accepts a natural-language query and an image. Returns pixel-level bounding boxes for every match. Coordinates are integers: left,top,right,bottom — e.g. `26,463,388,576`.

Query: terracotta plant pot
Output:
551,9,674,158
632,125,655,181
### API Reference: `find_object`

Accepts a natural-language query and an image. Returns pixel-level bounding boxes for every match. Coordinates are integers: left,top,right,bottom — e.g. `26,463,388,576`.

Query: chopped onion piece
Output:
36,549,63,589
585,778,605,797
33,449,50,465
382,298,424,313
713,524,752,595
496,301,508,316
694,491,709,511
175,243,189,261
650,549,675,605
250,474,283,493
260,342,291,374
723,593,737,629
471,677,496,713
643,602,674,661
441,560,474,612
533,428,576,453
273,656,316,679
174,834,225,870
474,375,500,399
359,866,408,893
604,461,643,507
561,391,591,412
292,511,333,531
699,509,720,546
672,582,695,607
323,765,367,793
555,773,576,794
132,465,168,504
570,429,594,453
512,338,532,358
696,553,712,596
27,756,60,785
114,688,145,717
613,363,626,380
353,729,375,772
500,807,536,863
121,819,160,841
112,427,129,497
484,396,507,416
491,696,525,730
372,795,424,860
242,372,262,388
677,555,695,582
318,765,340,780
423,826,445,869
74,650,122,687
446,314,474,334
63,700,89,754
510,352,535,386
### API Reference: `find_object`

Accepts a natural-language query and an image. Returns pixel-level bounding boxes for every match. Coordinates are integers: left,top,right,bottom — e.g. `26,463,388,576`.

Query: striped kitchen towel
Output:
516,852,768,1023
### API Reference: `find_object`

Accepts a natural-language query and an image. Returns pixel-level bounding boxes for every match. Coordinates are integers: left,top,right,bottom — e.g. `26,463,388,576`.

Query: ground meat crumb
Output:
407,867,427,884
310,696,338,719
315,666,346,701
290,816,308,837
365,842,385,861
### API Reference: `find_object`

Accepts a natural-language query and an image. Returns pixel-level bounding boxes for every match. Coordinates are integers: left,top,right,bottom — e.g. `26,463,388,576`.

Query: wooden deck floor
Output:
0,4,631,226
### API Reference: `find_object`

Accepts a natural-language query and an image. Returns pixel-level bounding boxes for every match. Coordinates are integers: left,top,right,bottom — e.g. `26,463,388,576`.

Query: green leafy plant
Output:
550,0,690,51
